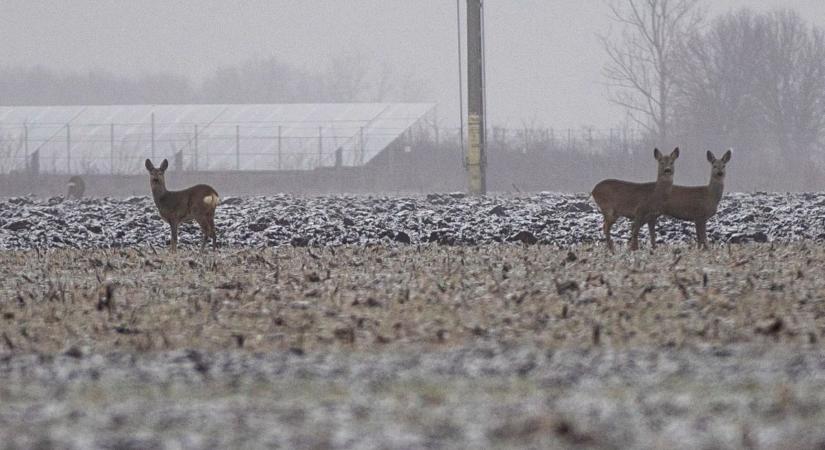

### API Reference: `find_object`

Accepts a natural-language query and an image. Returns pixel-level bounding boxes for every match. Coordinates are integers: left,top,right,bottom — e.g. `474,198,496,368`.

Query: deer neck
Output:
150,182,168,203
654,175,674,197
708,176,725,204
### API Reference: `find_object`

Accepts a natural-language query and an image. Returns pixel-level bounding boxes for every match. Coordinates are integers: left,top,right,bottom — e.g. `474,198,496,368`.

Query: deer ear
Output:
721,149,732,163
145,159,154,171
653,148,662,160
159,159,169,171
671,147,680,159
706,151,716,163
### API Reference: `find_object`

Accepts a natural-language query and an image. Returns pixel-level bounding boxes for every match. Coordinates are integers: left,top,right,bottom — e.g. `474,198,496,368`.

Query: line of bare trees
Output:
0,54,428,106
603,0,825,190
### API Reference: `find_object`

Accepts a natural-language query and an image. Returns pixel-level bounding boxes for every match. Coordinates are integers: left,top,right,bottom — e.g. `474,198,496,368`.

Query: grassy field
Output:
2,242,825,448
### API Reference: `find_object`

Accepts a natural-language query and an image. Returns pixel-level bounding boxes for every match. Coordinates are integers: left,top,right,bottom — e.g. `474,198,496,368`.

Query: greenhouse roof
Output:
0,103,435,174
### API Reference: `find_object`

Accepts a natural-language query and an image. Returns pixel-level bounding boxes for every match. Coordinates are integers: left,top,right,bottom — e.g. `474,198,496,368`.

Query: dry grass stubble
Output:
0,242,823,354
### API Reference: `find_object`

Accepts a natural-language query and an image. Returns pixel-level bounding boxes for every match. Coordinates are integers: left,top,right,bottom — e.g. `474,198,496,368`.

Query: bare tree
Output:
200,57,321,103
758,10,825,162
601,0,702,144
1,54,428,107
323,53,372,102
0,130,26,174
0,67,196,105
673,8,825,186
321,54,430,103
673,9,769,155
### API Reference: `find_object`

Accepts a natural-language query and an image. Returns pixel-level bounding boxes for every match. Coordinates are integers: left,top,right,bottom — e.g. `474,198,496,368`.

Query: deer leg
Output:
629,216,643,251
602,213,616,253
197,218,209,251
696,221,708,250
207,211,218,249
647,218,657,249
169,221,179,253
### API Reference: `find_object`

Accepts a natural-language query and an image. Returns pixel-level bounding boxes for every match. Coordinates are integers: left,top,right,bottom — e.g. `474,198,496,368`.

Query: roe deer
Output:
67,175,85,199
650,149,731,249
145,159,219,252
591,147,679,252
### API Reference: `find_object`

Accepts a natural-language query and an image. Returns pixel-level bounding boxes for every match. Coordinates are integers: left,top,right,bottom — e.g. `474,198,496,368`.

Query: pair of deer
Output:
592,147,732,251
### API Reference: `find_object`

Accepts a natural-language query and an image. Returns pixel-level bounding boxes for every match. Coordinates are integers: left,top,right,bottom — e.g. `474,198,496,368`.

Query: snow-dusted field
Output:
3,193,825,448
1,241,825,448
4,345,825,449
0,192,822,250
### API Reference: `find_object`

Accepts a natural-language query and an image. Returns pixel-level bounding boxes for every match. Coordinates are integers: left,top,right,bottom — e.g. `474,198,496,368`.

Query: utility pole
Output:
466,0,486,194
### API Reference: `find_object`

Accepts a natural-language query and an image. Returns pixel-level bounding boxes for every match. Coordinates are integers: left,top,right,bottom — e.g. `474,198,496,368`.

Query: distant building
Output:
0,103,435,174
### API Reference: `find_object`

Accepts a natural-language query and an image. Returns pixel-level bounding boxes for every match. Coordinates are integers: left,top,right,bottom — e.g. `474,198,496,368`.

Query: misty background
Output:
2,0,825,193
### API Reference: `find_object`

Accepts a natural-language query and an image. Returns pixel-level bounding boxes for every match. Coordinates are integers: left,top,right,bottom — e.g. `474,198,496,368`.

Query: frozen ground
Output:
3,345,825,449
1,191,822,250
1,241,825,448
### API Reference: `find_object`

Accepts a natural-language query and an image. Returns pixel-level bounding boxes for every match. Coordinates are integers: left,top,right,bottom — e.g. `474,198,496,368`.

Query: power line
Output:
456,0,466,166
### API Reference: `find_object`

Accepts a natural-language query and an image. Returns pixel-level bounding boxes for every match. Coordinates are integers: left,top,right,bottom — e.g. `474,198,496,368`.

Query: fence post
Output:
623,128,629,153
318,126,323,168
194,124,199,171
388,138,395,187
30,150,39,176
150,112,155,159
236,125,240,170
110,123,115,174
277,125,282,170
66,124,71,174
23,124,29,172
359,127,365,165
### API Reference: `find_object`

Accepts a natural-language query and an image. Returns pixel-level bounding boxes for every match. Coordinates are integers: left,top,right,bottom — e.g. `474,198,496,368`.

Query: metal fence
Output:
0,123,407,175
0,121,646,175
486,126,646,155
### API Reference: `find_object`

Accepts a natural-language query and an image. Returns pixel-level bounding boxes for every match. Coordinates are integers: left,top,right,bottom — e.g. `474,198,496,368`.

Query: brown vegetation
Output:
1,242,823,354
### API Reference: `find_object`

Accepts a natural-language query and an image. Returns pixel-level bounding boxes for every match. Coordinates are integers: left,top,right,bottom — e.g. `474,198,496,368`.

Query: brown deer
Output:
591,147,679,252
650,149,732,249
145,159,220,252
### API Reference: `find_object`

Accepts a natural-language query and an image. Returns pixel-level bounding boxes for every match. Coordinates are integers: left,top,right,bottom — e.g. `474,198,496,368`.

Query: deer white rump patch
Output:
203,194,220,207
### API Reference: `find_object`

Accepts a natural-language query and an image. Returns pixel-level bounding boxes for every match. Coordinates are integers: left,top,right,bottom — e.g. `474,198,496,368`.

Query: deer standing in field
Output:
591,147,679,252
650,149,732,249
145,159,220,252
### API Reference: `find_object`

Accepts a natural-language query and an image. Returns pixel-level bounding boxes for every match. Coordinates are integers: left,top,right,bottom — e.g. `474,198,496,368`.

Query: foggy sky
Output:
2,0,825,129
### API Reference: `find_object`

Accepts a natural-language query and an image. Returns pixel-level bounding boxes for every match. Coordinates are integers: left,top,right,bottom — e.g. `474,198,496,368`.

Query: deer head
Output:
706,149,731,182
145,159,169,193
653,147,679,180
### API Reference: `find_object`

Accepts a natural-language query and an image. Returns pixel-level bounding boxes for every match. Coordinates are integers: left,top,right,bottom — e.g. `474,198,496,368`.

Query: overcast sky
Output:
2,0,825,129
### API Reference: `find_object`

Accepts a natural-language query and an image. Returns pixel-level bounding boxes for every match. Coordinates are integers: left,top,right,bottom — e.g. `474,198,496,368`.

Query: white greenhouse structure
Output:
0,103,435,174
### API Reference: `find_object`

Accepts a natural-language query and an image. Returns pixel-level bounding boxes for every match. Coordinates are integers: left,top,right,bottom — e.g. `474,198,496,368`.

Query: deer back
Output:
664,185,722,221
154,184,219,224
592,179,658,217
